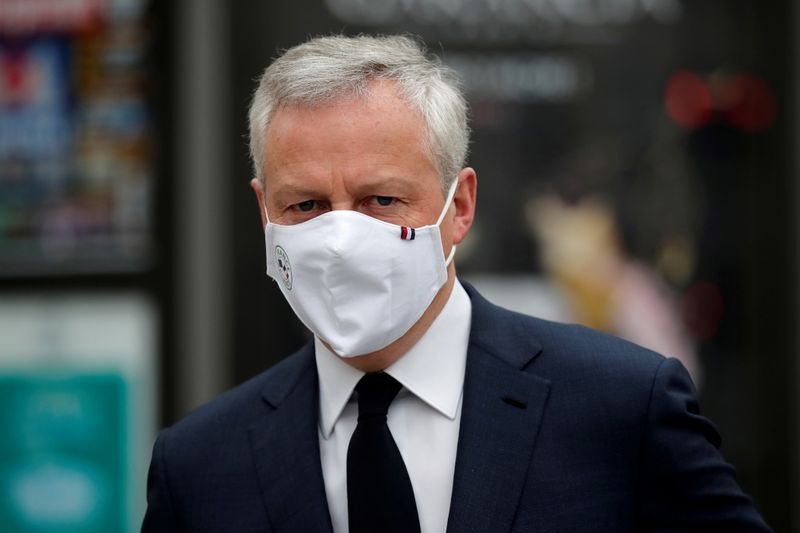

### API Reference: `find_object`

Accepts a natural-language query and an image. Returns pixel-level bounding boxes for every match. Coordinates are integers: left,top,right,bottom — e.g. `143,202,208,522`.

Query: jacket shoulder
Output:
162,342,314,443
531,318,666,376
464,279,667,381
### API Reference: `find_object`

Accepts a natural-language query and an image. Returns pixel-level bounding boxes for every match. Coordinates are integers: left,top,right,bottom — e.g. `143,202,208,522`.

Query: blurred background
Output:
0,0,796,530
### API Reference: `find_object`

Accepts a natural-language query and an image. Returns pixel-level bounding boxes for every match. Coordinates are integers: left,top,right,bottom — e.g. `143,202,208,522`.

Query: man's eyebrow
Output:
269,176,418,199
268,182,324,200
351,175,418,191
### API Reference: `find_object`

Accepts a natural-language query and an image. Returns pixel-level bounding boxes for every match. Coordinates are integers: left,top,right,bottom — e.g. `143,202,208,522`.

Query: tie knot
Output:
355,372,402,419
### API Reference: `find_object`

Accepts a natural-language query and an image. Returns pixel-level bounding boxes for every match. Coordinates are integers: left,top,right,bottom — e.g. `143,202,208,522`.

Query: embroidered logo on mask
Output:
275,245,292,290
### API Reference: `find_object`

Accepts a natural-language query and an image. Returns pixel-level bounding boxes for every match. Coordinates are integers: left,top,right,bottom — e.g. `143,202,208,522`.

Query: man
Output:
143,35,770,532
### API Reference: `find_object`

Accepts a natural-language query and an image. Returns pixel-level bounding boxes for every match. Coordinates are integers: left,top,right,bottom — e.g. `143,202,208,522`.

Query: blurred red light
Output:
665,70,712,129
2,50,31,107
723,74,776,132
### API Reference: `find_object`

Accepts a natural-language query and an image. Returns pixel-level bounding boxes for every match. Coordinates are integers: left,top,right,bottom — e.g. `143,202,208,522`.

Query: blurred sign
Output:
444,52,592,103
325,0,683,43
0,293,156,533
0,374,126,533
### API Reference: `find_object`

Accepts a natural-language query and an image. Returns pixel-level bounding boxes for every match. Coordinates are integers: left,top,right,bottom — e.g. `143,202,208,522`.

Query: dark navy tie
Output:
347,372,421,533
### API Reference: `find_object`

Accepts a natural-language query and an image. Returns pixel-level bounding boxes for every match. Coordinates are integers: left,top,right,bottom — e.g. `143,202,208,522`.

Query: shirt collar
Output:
315,279,472,439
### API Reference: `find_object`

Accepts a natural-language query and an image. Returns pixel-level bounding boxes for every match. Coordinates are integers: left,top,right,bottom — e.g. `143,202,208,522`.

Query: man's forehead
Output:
260,78,439,196
265,90,427,158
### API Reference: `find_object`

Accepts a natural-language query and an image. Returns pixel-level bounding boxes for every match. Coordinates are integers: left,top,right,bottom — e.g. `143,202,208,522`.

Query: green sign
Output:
0,373,127,533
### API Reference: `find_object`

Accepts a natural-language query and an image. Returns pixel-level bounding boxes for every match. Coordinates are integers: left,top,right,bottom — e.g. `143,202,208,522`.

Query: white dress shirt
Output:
315,280,472,533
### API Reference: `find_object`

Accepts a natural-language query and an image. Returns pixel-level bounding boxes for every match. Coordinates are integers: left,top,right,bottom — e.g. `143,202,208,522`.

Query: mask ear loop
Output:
436,178,460,226
437,178,459,267
444,242,457,267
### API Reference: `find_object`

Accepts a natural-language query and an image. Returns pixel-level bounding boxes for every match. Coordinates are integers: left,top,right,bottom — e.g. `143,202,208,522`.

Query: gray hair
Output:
248,34,470,191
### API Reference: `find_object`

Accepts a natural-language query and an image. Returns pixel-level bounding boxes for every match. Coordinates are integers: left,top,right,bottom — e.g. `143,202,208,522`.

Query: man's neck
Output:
328,269,456,373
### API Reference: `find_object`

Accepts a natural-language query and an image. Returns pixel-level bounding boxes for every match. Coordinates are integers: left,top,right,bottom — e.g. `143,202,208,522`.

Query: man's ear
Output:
250,178,267,227
451,167,477,245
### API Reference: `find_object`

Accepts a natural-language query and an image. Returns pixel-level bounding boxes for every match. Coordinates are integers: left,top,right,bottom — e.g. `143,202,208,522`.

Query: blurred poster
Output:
0,293,156,533
0,374,126,532
0,0,153,275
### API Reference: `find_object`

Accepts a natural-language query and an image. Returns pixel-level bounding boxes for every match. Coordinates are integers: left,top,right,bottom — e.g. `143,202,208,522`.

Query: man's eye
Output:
296,200,315,212
375,196,394,206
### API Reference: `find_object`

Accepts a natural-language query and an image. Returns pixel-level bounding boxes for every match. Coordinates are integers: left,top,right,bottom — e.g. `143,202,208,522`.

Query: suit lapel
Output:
247,344,333,533
447,284,552,533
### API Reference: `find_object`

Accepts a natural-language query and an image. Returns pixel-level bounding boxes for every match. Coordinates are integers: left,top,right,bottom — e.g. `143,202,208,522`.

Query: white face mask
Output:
264,180,458,357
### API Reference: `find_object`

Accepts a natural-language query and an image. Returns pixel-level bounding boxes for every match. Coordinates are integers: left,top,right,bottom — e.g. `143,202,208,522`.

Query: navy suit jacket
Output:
142,283,770,532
